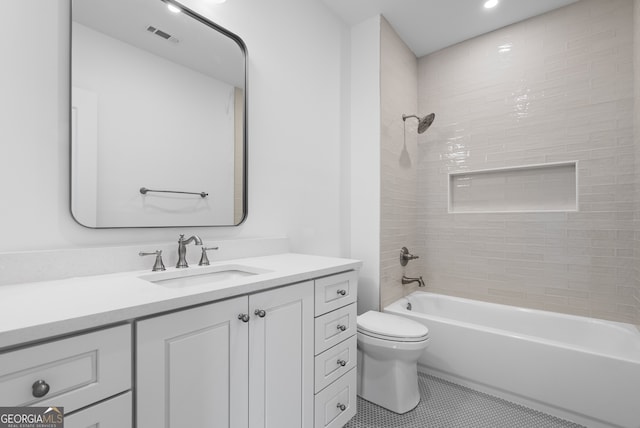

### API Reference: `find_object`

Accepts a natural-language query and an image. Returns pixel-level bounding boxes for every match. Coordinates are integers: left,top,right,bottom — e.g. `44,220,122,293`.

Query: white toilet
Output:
356,311,430,414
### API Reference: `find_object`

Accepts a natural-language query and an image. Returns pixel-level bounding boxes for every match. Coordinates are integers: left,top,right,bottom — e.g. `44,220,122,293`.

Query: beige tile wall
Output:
416,0,637,323
379,17,422,309
634,0,640,324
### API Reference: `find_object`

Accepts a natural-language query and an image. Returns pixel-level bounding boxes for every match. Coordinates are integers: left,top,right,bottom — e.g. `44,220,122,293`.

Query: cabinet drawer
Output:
0,325,131,413
314,368,356,428
314,335,356,393
65,391,132,428
315,271,357,316
314,304,356,355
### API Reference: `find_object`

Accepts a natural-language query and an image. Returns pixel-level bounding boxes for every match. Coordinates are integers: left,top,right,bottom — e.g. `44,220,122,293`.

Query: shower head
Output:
402,113,435,134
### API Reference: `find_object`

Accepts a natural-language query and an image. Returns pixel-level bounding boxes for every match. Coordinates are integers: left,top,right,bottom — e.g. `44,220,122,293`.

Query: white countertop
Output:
0,253,361,350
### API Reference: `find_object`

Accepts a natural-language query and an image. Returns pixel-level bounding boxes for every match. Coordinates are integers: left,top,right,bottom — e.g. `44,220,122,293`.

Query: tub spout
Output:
402,275,425,287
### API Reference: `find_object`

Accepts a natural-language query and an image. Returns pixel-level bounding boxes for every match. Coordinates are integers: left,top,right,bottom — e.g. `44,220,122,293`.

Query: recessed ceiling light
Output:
484,0,499,9
167,4,181,13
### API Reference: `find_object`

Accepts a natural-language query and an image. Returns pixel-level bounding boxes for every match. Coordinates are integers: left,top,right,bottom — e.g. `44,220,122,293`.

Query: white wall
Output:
0,0,349,257
350,16,381,313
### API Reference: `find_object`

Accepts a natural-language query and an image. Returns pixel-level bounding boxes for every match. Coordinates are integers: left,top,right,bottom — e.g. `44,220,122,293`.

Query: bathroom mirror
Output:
70,0,247,228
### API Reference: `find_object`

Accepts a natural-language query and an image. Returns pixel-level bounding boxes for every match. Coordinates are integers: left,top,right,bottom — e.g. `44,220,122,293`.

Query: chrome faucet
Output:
402,275,425,287
176,234,203,268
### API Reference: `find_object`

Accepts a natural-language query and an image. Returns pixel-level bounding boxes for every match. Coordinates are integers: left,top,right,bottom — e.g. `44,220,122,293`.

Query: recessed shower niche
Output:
448,162,578,213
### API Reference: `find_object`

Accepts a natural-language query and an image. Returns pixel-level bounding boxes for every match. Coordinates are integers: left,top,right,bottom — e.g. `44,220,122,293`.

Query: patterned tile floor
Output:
345,373,585,428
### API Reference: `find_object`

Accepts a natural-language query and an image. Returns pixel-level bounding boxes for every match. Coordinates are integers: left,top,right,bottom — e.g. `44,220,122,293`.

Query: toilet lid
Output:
357,311,429,342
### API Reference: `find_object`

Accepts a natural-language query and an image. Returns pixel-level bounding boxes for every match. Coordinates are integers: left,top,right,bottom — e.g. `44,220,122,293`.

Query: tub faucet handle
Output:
400,247,419,266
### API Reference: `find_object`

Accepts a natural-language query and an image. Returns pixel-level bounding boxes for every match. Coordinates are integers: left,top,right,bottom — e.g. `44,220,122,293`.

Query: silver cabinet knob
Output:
337,403,346,411
337,324,347,332
238,313,250,323
254,309,266,318
337,289,347,296
32,380,50,398
337,359,347,367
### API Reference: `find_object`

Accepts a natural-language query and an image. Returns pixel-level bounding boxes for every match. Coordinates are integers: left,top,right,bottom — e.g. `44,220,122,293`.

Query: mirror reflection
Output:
71,0,246,228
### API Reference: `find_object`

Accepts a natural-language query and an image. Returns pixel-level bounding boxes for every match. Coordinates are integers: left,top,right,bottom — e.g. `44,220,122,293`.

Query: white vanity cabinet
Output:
313,271,358,428
64,392,132,428
136,280,314,428
0,325,132,427
0,252,361,428
136,296,249,428
248,281,314,428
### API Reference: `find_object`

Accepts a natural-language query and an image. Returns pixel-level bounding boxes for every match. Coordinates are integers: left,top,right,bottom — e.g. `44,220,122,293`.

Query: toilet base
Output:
356,346,422,414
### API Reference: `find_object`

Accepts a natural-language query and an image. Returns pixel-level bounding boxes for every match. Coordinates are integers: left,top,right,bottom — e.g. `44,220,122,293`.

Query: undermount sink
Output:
139,264,271,289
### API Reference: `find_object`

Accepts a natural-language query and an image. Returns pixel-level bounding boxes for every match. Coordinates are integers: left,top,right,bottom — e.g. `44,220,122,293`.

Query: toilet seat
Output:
357,311,429,343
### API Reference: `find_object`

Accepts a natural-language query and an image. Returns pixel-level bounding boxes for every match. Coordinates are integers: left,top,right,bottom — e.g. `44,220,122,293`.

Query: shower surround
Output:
413,0,638,323
634,0,640,324
379,17,422,309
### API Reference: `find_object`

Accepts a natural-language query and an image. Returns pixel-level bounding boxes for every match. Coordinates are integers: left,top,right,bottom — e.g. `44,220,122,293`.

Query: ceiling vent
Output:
146,26,180,43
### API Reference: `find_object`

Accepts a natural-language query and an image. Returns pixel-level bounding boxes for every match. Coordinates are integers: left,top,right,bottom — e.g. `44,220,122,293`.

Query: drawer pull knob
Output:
254,309,266,318
337,324,347,332
337,403,346,411
238,313,250,323
337,359,347,367
32,380,50,398
337,289,347,296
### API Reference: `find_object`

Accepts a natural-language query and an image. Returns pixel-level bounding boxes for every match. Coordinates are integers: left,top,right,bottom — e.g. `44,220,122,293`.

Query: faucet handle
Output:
400,247,419,266
199,246,219,266
139,250,166,272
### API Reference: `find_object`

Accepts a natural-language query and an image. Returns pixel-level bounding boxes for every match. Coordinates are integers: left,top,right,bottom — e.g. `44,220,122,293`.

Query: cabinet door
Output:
136,296,249,428
249,281,314,428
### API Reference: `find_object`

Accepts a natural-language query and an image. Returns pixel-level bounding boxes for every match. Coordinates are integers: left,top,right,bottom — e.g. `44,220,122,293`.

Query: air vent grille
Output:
145,26,180,43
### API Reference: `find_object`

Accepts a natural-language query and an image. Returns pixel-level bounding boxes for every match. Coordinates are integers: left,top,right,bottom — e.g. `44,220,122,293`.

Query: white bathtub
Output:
385,291,640,428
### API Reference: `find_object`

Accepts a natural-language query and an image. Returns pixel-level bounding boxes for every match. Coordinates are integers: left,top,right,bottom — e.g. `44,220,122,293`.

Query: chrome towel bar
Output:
139,187,208,198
